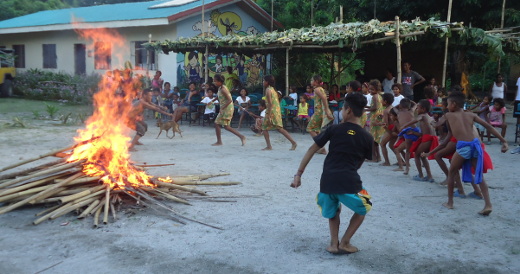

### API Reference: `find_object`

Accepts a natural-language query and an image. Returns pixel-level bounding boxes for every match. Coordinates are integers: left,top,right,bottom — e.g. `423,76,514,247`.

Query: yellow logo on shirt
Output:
347,130,356,135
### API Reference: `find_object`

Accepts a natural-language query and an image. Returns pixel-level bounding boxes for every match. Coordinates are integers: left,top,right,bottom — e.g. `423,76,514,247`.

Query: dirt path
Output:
0,115,519,273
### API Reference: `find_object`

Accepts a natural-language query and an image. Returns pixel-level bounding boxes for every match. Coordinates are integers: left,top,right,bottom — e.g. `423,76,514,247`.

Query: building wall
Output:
174,5,269,87
0,24,179,83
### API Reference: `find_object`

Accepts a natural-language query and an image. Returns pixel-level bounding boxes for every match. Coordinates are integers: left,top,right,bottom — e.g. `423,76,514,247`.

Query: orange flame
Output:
68,27,154,189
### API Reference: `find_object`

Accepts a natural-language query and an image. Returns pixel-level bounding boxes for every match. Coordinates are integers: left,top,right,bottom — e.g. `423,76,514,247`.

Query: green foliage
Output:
11,117,27,128
45,103,60,119
0,0,67,21
31,110,41,119
13,69,99,104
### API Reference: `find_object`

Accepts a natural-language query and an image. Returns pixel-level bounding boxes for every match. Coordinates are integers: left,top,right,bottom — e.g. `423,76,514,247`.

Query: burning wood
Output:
0,150,238,228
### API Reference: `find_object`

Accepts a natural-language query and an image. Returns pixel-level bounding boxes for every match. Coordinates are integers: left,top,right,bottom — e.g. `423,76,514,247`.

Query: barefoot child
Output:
400,99,438,182
379,93,395,166
262,75,297,150
366,80,385,162
291,92,373,254
211,74,246,146
306,75,334,154
247,99,266,135
442,91,508,215
393,99,417,174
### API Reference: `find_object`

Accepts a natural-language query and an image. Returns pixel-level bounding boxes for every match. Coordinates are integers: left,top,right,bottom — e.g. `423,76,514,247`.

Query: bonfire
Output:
0,28,239,229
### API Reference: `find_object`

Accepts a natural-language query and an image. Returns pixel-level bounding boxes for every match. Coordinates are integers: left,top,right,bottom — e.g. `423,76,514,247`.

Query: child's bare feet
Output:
326,244,339,254
338,243,359,254
290,142,297,151
136,141,144,145
262,146,272,151
403,168,409,175
478,208,492,216
442,202,454,209
211,142,223,146
392,167,404,171
240,136,246,146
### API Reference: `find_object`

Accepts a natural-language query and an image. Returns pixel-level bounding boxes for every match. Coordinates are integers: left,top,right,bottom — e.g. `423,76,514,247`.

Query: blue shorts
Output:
316,189,372,218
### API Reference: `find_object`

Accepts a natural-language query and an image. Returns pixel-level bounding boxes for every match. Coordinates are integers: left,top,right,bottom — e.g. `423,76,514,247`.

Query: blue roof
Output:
0,0,220,29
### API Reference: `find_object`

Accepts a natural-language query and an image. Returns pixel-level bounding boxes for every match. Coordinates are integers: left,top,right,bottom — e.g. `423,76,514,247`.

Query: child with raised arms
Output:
291,92,373,254
441,91,508,215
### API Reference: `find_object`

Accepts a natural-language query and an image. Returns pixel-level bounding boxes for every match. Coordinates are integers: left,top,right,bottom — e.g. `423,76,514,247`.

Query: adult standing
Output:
151,70,164,91
491,73,507,100
261,75,298,151
225,66,239,91
401,61,425,101
306,75,334,154
211,74,246,146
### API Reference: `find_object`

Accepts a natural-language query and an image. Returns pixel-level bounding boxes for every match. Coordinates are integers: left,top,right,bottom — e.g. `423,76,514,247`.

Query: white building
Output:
0,0,280,86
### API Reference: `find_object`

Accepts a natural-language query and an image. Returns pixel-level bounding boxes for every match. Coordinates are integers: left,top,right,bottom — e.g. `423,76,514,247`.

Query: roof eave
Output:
0,18,169,34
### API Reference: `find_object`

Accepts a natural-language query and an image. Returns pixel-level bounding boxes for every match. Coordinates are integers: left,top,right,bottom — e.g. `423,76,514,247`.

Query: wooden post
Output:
497,0,506,73
286,48,290,96
395,16,402,84
329,53,335,84
442,0,453,87
340,5,343,23
204,45,209,86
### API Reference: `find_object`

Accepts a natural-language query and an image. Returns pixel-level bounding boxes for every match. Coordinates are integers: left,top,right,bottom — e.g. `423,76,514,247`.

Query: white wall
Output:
0,24,179,85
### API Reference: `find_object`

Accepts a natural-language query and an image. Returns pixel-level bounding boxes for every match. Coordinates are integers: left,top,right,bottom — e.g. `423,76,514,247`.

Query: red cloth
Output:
410,134,439,160
388,124,395,131
443,137,458,159
394,137,404,149
471,143,493,174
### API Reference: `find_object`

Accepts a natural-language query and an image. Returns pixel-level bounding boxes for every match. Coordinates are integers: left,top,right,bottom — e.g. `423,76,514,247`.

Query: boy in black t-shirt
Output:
291,92,374,254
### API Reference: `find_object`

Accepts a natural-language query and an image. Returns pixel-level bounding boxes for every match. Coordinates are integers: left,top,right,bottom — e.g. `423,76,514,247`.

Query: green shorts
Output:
316,189,372,218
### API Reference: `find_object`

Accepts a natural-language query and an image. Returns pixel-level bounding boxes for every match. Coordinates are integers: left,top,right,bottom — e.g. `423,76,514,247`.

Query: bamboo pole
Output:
0,160,84,189
0,173,72,197
70,189,106,205
0,173,83,214
442,0,453,87
77,199,100,219
33,203,72,225
0,136,99,173
155,181,207,196
59,185,105,204
172,181,240,186
103,185,110,224
151,188,191,205
35,205,61,217
286,48,290,96
395,16,402,84
50,197,96,220
55,176,101,185
91,197,106,216
93,205,102,228
0,159,65,180
28,187,70,204
0,185,53,203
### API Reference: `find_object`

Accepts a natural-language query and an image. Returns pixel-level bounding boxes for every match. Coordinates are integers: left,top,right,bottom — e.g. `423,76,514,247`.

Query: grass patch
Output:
0,98,92,116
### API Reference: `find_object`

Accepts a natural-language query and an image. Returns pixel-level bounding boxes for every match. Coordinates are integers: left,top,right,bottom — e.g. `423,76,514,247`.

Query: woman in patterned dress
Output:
366,80,385,162
306,75,333,154
261,75,297,150
212,74,246,146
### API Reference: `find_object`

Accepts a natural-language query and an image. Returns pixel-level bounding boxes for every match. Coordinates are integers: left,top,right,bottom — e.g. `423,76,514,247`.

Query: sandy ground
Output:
0,110,519,274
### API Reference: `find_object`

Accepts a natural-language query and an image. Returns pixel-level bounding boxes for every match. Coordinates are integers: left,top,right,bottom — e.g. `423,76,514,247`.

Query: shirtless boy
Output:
400,99,438,182
442,91,508,215
393,99,417,174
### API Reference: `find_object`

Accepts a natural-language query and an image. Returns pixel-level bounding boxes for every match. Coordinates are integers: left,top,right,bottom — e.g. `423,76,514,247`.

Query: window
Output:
42,44,57,69
134,41,157,70
13,45,25,68
94,42,111,70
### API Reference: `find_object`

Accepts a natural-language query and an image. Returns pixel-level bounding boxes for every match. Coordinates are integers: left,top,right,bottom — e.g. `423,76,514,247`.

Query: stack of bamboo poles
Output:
0,143,240,229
